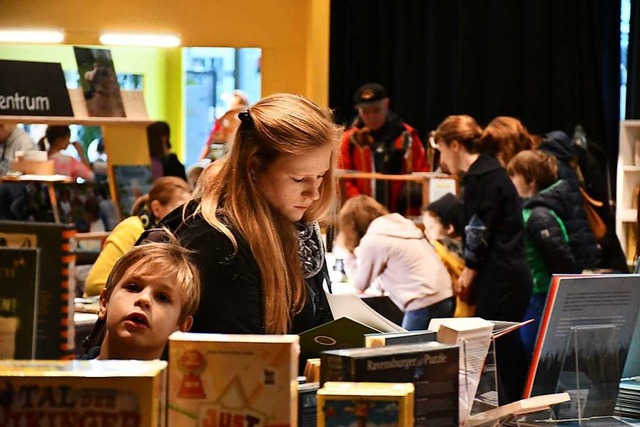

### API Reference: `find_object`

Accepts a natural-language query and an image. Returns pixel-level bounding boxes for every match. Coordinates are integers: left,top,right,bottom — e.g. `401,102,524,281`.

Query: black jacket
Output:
147,202,333,335
539,132,602,270
462,155,532,321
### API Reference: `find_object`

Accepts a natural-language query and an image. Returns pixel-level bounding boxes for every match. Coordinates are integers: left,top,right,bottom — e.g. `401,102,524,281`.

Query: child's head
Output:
97,235,201,360
422,193,463,243
506,149,558,198
337,195,389,253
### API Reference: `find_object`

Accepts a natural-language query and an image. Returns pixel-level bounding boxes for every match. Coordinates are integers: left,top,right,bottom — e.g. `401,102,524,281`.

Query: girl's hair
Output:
83,231,201,355
506,149,558,191
38,125,71,151
480,116,539,165
338,195,389,253
433,115,483,153
193,93,342,334
132,176,191,219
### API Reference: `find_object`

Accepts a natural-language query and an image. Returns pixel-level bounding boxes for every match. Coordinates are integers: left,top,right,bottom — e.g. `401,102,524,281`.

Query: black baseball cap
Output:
353,83,387,107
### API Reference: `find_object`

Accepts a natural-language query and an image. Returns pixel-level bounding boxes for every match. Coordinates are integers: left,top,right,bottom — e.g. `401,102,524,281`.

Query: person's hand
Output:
455,267,476,303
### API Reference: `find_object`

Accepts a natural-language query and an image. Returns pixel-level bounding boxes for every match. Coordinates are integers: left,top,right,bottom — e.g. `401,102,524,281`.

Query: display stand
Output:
553,324,621,422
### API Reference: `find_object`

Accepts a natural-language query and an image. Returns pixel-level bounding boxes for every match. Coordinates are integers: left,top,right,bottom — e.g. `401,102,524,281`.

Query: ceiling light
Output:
99,33,181,47
0,30,64,43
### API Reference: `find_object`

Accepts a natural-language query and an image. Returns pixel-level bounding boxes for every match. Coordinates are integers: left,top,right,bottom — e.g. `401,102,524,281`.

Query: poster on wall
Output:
73,46,126,117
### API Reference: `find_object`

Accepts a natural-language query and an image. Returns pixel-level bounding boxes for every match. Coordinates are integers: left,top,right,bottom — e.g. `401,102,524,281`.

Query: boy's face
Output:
99,260,192,359
510,173,536,198
423,212,446,243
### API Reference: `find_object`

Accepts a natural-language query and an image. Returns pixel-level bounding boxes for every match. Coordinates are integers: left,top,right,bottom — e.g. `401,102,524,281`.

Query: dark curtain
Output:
627,0,640,119
330,0,620,182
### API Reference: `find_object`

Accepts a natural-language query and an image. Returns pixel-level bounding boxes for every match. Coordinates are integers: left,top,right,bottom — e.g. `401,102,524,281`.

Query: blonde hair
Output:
480,116,539,165
433,115,483,153
193,93,342,334
338,195,389,253
132,176,191,219
103,232,201,323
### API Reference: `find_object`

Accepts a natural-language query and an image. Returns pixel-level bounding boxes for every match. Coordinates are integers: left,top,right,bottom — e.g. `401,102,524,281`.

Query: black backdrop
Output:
627,0,640,120
329,0,621,180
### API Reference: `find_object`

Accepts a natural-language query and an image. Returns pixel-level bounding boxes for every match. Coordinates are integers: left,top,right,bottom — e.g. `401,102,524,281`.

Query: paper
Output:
326,293,406,333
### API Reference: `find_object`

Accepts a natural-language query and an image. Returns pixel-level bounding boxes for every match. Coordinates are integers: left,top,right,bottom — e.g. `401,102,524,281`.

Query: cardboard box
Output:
0,359,167,427
321,342,459,427
168,332,299,427
318,382,415,427
12,159,55,175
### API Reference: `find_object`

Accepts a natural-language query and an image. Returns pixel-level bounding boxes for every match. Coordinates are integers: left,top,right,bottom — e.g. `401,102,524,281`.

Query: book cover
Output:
112,165,153,219
320,342,459,427
0,359,167,427
524,275,640,419
0,221,76,359
365,330,437,348
298,382,320,427
168,332,299,427
318,382,415,427
0,247,40,359
73,46,126,117
300,316,380,362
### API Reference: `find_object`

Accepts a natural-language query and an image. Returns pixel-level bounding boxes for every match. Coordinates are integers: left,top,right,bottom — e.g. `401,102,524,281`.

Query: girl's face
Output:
422,212,446,243
256,144,333,223
436,139,461,174
151,190,191,221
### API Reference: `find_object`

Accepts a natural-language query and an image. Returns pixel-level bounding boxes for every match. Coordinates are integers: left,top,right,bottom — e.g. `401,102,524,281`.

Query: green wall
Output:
0,44,185,159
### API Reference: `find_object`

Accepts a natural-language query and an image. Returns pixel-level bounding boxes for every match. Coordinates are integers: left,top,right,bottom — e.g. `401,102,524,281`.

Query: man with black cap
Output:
339,83,429,214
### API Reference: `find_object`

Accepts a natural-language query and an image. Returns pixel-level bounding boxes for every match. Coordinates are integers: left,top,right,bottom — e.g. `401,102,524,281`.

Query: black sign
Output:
0,59,74,117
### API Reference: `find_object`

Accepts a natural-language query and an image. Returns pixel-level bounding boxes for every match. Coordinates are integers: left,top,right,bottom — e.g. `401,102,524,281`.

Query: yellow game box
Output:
318,382,415,427
168,332,300,427
0,359,167,427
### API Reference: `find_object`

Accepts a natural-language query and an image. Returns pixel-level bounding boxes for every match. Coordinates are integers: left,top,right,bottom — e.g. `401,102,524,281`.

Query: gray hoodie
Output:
344,213,453,311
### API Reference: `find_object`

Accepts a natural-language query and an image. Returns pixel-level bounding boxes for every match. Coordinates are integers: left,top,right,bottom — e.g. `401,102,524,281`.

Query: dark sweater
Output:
150,203,333,335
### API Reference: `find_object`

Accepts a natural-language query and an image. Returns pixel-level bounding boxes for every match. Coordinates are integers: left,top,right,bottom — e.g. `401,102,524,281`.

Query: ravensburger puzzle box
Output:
168,332,299,427
0,359,167,427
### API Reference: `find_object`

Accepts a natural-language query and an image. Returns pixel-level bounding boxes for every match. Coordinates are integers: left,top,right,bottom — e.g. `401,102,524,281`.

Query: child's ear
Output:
98,288,108,320
446,224,456,237
179,316,193,332
150,199,162,219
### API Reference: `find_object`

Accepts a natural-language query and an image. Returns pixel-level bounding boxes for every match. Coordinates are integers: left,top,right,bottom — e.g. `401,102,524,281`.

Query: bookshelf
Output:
616,120,640,263
1,89,153,210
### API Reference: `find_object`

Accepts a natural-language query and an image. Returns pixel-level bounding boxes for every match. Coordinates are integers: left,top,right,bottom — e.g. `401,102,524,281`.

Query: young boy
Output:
422,193,473,317
81,234,201,360
507,150,579,355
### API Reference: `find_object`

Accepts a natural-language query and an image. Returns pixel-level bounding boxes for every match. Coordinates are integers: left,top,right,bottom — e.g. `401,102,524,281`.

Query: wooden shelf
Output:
0,115,153,126
619,208,638,223
623,166,640,172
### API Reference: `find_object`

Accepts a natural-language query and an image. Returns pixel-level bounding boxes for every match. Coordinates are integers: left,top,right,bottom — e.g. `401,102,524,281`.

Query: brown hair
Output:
132,176,191,218
433,115,483,153
481,116,539,165
506,150,558,191
338,195,389,253
103,231,201,323
194,93,343,334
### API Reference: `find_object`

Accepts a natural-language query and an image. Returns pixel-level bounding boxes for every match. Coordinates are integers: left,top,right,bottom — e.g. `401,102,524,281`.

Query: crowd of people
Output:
0,83,628,406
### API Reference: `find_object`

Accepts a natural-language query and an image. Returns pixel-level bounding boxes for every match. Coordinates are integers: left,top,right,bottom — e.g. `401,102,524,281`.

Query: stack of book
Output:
616,377,640,420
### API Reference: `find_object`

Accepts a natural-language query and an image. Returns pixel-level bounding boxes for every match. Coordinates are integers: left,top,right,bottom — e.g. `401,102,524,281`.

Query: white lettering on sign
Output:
0,93,50,112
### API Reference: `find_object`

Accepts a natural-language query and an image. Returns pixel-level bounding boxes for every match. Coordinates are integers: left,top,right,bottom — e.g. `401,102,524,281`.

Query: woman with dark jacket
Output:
433,115,533,405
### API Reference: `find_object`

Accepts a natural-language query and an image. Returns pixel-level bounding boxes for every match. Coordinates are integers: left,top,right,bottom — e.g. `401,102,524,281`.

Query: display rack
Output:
1,88,153,208
616,120,640,265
